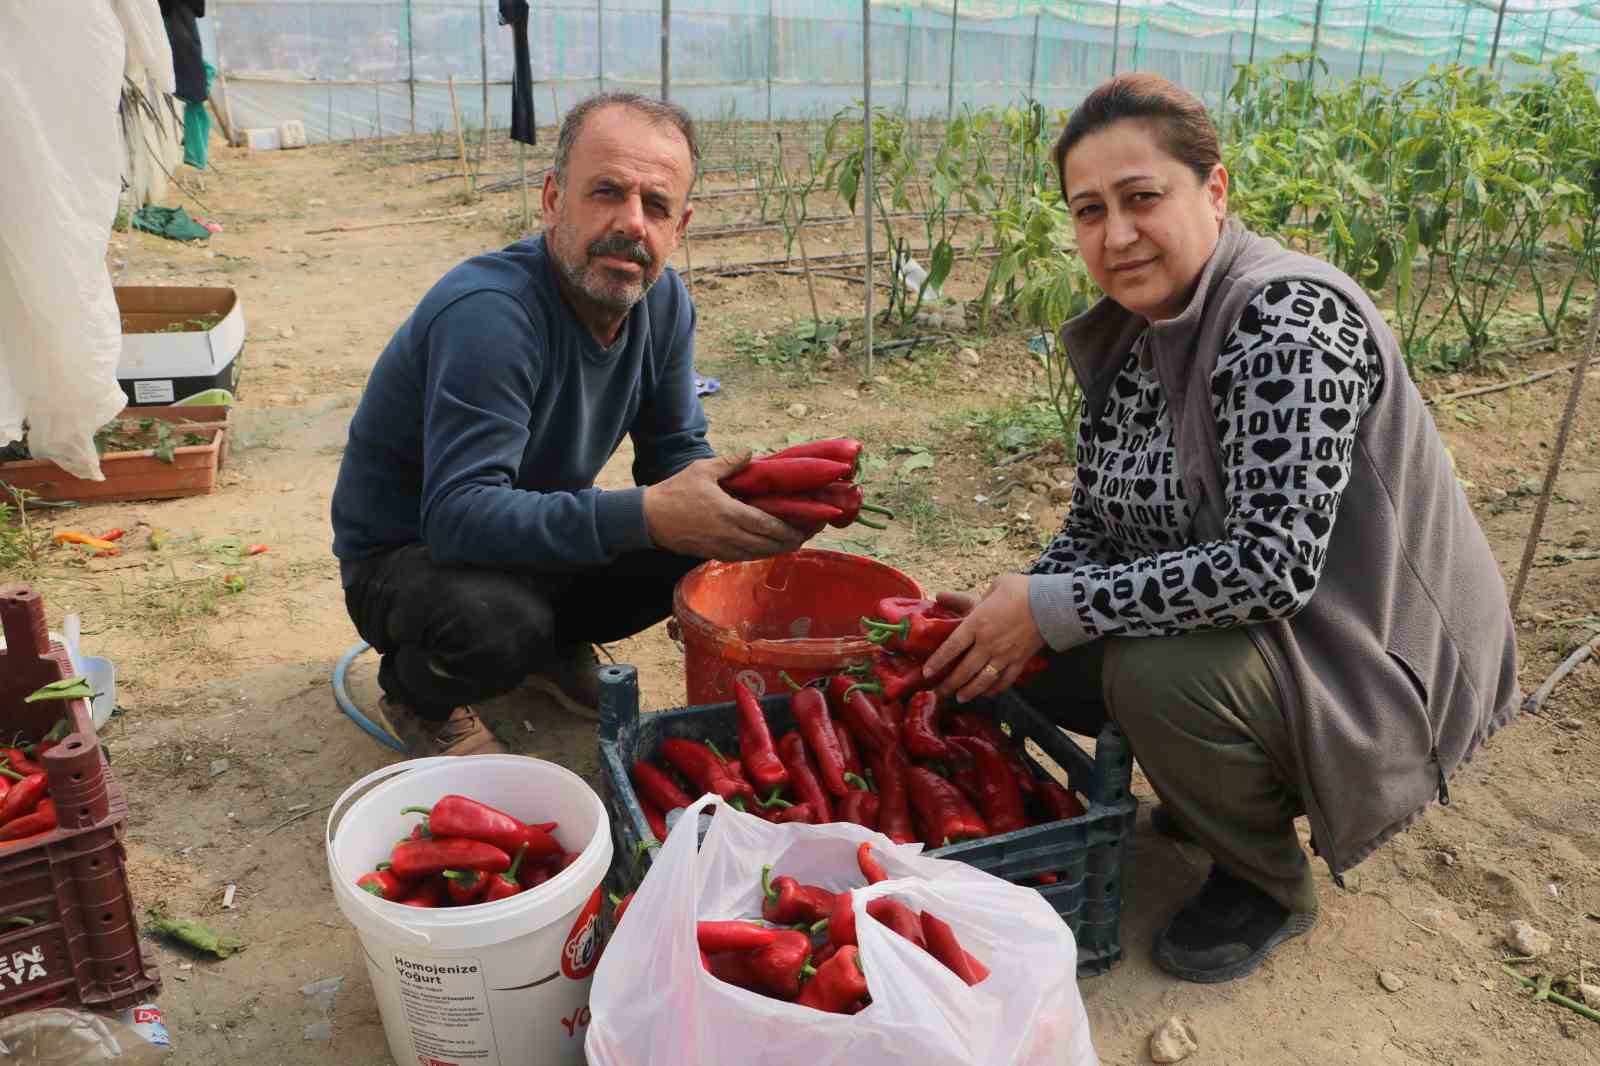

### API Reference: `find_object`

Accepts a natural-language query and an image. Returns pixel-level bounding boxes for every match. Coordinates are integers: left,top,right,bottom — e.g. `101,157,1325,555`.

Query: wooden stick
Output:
304,211,478,235
213,69,238,146
1427,355,1598,407
1521,632,1600,716
447,73,470,198
1510,298,1598,614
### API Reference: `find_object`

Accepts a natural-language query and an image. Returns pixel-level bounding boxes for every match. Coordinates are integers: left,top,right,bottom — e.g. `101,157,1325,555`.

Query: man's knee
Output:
422,574,557,677
1100,629,1272,736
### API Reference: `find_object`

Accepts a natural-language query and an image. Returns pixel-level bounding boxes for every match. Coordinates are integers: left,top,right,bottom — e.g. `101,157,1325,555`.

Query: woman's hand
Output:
922,575,1046,704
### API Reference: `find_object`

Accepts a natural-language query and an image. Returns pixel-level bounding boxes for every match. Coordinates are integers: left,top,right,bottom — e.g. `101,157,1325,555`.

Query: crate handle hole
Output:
102,913,114,924
79,808,90,820
90,858,101,869
71,772,82,782
65,741,83,751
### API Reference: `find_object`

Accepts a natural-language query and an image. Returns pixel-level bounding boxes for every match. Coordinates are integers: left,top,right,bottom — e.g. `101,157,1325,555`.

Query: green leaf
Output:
25,677,95,703
927,242,955,293
146,910,245,959
898,451,935,476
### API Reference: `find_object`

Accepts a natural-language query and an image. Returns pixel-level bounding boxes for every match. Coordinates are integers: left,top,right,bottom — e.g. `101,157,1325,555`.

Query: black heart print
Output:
1134,478,1158,500
1253,438,1292,463
1316,465,1343,489
1255,379,1294,405
1320,408,1351,431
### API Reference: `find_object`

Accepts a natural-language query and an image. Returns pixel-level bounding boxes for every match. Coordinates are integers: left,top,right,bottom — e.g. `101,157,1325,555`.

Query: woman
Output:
923,74,1519,984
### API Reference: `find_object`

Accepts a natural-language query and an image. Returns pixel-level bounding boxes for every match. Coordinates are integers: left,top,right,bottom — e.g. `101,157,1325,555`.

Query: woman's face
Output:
1062,119,1228,322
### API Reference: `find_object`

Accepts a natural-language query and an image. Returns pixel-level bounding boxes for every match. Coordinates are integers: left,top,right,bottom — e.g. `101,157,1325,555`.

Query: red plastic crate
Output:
0,585,160,1017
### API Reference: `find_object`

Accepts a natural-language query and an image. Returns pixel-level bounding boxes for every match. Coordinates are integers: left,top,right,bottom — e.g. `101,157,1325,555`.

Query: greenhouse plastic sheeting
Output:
204,0,1600,143
0,2,169,480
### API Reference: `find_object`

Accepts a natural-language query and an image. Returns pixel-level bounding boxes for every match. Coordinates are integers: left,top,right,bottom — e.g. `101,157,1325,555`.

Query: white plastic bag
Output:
586,795,1099,1066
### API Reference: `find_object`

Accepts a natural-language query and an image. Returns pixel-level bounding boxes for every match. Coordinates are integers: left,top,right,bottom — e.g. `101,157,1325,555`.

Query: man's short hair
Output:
552,92,700,191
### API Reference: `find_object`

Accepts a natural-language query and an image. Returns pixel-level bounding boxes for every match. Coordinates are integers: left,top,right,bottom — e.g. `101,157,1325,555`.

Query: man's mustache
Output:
588,235,653,268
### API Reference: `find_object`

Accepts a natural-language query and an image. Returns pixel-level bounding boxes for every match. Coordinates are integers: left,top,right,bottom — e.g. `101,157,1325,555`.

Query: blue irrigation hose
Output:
333,640,406,752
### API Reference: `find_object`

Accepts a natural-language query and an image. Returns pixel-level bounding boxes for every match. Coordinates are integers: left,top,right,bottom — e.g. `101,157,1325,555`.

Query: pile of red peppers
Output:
609,843,988,1014
718,438,894,534
352,794,581,908
628,596,1087,873
0,718,72,848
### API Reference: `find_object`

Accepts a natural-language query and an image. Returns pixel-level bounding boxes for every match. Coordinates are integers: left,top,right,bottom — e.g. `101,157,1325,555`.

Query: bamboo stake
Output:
1510,296,1598,615
774,133,820,325
448,74,471,199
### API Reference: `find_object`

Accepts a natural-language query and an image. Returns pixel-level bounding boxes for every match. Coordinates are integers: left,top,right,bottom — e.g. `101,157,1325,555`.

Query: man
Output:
331,93,807,756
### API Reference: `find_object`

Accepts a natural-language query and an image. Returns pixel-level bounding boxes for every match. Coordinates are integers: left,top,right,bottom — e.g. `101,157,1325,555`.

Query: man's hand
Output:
922,575,1045,703
643,453,809,561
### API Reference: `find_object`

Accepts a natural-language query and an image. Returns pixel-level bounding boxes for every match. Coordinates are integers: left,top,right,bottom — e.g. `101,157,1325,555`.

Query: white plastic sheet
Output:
0,2,172,481
587,795,1099,1066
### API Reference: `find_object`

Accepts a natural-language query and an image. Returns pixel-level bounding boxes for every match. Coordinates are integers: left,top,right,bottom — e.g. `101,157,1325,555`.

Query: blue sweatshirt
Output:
331,235,713,582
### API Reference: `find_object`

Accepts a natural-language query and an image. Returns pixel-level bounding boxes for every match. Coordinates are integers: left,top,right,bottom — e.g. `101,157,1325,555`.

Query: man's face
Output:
542,106,695,314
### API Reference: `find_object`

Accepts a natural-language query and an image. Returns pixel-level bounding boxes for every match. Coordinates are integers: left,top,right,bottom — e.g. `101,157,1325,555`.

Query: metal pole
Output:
1356,0,1372,82
1454,4,1468,66
1028,12,1041,102
903,9,913,114
863,0,875,382
1221,31,1234,122
1110,0,1123,76
405,0,416,133
1308,0,1325,89
478,0,489,158
1488,0,1509,70
1247,0,1260,66
598,0,605,92
946,0,959,123
1538,11,1553,64
661,0,671,101
767,0,775,124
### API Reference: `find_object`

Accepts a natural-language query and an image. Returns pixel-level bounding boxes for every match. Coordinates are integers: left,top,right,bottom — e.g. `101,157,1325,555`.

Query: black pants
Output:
344,544,701,720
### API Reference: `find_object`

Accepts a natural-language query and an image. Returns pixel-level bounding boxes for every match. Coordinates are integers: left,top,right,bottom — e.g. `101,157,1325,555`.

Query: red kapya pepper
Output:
640,798,670,841
0,799,56,842
870,747,918,846
808,481,892,530
796,946,868,1014
481,844,531,902
870,653,935,703
825,891,857,948
399,877,449,908
872,597,943,625
0,748,44,777
741,496,845,528
746,929,816,1000
733,681,789,792
762,865,835,926
773,802,818,825
442,868,490,905
856,842,888,885
400,795,561,862
785,679,849,798
906,766,989,845
860,608,962,658
836,789,879,830
357,865,413,902
920,911,986,986
948,736,1028,835
866,898,925,949
840,685,899,757
945,713,1037,795
697,920,782,954
1036,781,1087,822
900,690,950,760
776,731,834,823
391,837,512,880
831,717,865,778
610,891,634,926
766,437,864,476
0,770,48,826
659,739,755,805
632,762,694,813
720,457,853,497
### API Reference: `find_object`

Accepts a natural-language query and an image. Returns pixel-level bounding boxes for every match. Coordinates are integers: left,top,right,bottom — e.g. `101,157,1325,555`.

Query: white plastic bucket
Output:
326,755,613,1066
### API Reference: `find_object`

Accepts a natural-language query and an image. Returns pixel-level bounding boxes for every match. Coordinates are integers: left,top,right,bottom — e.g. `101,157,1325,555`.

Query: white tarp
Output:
0,0,174,482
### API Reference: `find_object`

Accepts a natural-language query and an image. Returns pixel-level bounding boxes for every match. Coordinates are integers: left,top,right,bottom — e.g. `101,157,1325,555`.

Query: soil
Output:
7,127,1599,1064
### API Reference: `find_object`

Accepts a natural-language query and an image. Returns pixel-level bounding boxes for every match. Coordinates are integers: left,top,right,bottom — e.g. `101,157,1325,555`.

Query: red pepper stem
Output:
608,892,623,906
505,843,529,880
843,772,874,793
853,515,889,530
776,671,803,692
842,682,882,701
759,789,792,809
802,963,818,978
859,617,907,643
441,869,474,881
858,502,895,517
704,739,730,767
809,918,829,935
0,766,24,782
762,864,778,903
398,805,432,816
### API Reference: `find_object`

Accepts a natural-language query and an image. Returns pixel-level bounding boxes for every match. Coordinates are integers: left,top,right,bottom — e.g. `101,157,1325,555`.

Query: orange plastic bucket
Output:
672,549,924,704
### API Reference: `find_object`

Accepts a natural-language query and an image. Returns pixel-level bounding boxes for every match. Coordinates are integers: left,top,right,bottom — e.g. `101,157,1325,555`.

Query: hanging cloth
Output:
159,0,207,104
499,0,537,145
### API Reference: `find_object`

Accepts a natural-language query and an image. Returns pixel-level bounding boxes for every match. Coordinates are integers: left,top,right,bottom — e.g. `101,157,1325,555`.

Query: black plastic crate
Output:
596,664,1137,977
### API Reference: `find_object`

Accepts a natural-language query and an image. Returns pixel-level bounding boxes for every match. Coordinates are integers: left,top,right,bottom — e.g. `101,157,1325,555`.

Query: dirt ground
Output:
6,127,1599,1064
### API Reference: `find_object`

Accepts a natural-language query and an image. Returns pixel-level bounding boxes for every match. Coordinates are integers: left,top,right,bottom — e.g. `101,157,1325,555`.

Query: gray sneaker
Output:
378,699,508,757
522,643,602,721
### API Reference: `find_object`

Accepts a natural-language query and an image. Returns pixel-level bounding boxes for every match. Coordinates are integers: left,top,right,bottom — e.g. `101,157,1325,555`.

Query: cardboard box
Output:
114,286,246,406
242,126,281,151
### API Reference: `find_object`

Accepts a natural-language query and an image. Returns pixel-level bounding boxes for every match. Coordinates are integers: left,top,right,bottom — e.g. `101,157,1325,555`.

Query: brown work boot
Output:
378,698,508,757
521,643,602,721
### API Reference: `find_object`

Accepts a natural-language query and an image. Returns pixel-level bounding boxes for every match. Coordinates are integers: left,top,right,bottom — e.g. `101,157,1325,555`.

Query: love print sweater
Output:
1028,279,1383,645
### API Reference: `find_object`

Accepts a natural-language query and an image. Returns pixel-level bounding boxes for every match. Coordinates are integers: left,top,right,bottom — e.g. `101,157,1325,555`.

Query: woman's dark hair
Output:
1053,73,1221,191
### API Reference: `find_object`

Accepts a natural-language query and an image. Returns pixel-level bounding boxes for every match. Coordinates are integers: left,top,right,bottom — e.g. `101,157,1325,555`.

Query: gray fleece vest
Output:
1060,218,1521,873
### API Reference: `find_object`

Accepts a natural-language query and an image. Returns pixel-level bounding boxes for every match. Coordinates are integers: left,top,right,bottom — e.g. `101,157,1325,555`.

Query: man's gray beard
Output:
549,221,659,313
